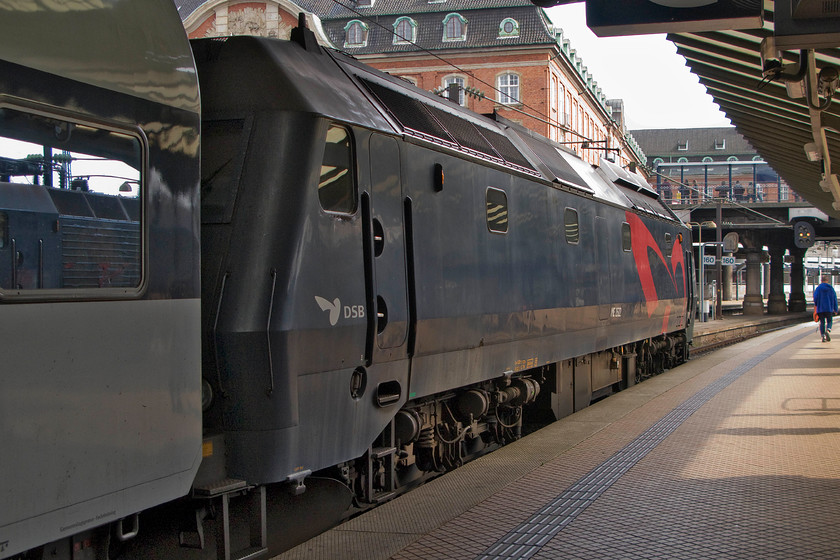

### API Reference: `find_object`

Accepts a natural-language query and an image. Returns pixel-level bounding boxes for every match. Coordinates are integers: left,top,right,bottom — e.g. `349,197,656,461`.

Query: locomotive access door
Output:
365,135,409,355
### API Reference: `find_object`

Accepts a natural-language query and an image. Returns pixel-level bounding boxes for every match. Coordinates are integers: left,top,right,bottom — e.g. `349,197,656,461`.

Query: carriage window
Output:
564,208,579,244
0,106,142,293
622,222,632,252
665,232,673,258
486,187,508,233
318,125,356,214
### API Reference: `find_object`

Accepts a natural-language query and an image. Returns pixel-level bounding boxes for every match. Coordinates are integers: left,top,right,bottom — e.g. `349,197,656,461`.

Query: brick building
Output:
177,0,645,169
299,0,644,168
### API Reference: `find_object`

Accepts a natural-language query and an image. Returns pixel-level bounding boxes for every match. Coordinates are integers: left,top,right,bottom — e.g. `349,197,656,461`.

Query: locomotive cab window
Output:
486,187,508,233
318,125,356,214
564,208,579,244
0,106,143,295
622,222,632,252
665,232,673,258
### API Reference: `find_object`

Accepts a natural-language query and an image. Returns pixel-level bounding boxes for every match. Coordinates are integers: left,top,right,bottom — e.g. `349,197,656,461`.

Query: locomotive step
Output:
193,478,248,496
229,545,268,560
370,446,397,459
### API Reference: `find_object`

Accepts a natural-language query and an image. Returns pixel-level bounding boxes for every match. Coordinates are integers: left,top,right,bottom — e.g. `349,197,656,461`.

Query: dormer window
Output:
677,141,688,151
714,139,725,150
356,0,374,6
499,18,519,38
442,13,467,41
344,20,368,48
393,16,417,44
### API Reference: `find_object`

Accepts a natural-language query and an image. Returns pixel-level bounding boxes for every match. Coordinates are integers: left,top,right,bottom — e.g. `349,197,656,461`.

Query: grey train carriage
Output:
0,4,694,560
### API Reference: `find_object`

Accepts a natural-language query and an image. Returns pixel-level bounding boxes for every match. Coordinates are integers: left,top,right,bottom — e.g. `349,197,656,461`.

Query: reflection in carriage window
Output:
486,187,508,233
318,125,356,214
0,106,142,292
564,208,579,244
622,222,631,252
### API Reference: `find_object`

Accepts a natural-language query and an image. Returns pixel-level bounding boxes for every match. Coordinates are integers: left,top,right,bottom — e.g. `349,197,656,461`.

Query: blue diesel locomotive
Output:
0,4,693,559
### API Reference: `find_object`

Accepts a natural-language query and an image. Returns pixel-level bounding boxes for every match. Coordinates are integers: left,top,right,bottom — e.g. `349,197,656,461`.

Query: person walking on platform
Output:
814,275,838,342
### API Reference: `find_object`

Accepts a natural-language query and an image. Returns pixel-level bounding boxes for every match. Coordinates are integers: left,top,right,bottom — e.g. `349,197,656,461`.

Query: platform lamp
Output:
688,221,717,322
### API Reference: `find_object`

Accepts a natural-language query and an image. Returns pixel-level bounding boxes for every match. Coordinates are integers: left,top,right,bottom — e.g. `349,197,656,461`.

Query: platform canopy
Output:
667,4,840,219
534,1,840,220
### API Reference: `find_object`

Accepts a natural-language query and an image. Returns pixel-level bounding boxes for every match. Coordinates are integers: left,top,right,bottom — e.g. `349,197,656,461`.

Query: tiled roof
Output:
177,0,537,23
175,0,208,21
177,1,555,52
631,127,755,158
317,5,555,53
296,0,536,18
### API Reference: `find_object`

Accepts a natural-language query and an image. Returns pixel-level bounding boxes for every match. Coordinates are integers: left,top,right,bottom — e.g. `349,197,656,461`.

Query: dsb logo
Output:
315,296,365,326
344,305,365,319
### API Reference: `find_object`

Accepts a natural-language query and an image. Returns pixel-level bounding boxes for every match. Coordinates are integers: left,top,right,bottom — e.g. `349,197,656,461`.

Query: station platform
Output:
275,310,838,560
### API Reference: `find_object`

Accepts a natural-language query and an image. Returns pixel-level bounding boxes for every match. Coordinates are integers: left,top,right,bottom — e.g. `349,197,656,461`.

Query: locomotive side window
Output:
665,232,673,258
622,222,632,252
486,187,508,233
564,208,579,244
318,125,356,214
0,106,142,294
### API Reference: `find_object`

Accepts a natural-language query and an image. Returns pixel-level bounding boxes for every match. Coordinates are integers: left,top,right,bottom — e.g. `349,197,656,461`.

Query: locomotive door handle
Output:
372,218,385,257
10,238,18,289
376,295,388,334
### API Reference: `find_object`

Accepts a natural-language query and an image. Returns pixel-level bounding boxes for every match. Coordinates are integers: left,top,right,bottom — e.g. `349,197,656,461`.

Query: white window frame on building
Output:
498,18,519,38
344,20,368,48
442,74,467,106
393,16,417,44
442,13,467,41
497,72,520,105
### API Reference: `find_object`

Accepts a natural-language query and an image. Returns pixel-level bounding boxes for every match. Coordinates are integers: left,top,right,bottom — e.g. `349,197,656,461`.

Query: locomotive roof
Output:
193,32,675,221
